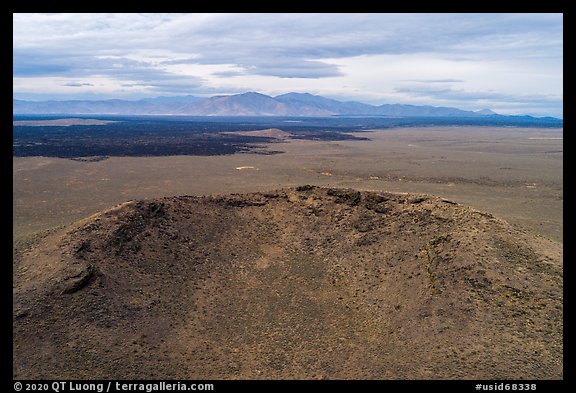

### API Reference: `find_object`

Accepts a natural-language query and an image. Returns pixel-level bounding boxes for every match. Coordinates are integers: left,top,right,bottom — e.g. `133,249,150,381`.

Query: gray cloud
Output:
395,85,563,106
63,82,95,87
14,13,562,77
13,13,563,115
14,48,204,94
13,49,74,76
401,79,464,84
210,70,245,78
245,59,343,79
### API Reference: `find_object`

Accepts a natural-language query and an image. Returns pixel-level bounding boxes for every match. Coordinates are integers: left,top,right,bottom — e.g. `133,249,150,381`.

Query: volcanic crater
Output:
13,187,562,379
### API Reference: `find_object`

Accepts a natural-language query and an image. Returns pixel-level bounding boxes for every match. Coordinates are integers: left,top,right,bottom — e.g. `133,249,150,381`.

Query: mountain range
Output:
13,92,500,117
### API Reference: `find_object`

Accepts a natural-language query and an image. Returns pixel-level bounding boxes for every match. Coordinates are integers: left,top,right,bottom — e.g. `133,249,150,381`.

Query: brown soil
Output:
12,187,562,380
224,128,294,139
13,127,563,244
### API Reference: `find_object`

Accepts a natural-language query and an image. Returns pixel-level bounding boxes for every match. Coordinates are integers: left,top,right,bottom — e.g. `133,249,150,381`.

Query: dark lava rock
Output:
327,188,362,206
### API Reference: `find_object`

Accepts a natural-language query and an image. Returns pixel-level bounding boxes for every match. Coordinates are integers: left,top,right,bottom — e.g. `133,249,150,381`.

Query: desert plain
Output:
13,126,563,243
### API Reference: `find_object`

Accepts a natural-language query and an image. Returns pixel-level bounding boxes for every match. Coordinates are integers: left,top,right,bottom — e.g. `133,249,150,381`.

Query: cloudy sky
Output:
13,13,563,117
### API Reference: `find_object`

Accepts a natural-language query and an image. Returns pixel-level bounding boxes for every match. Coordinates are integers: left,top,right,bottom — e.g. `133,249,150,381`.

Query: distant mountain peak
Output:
276,92,315,97
475,108,498,115
239,91,269,97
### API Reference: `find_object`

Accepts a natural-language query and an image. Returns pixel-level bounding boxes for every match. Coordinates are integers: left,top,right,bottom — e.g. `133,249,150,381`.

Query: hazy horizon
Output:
13,13,563,117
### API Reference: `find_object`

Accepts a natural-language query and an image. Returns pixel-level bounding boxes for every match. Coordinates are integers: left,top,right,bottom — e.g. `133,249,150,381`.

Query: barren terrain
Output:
223,128,293,139
13,187,563,379
13,127,563,242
